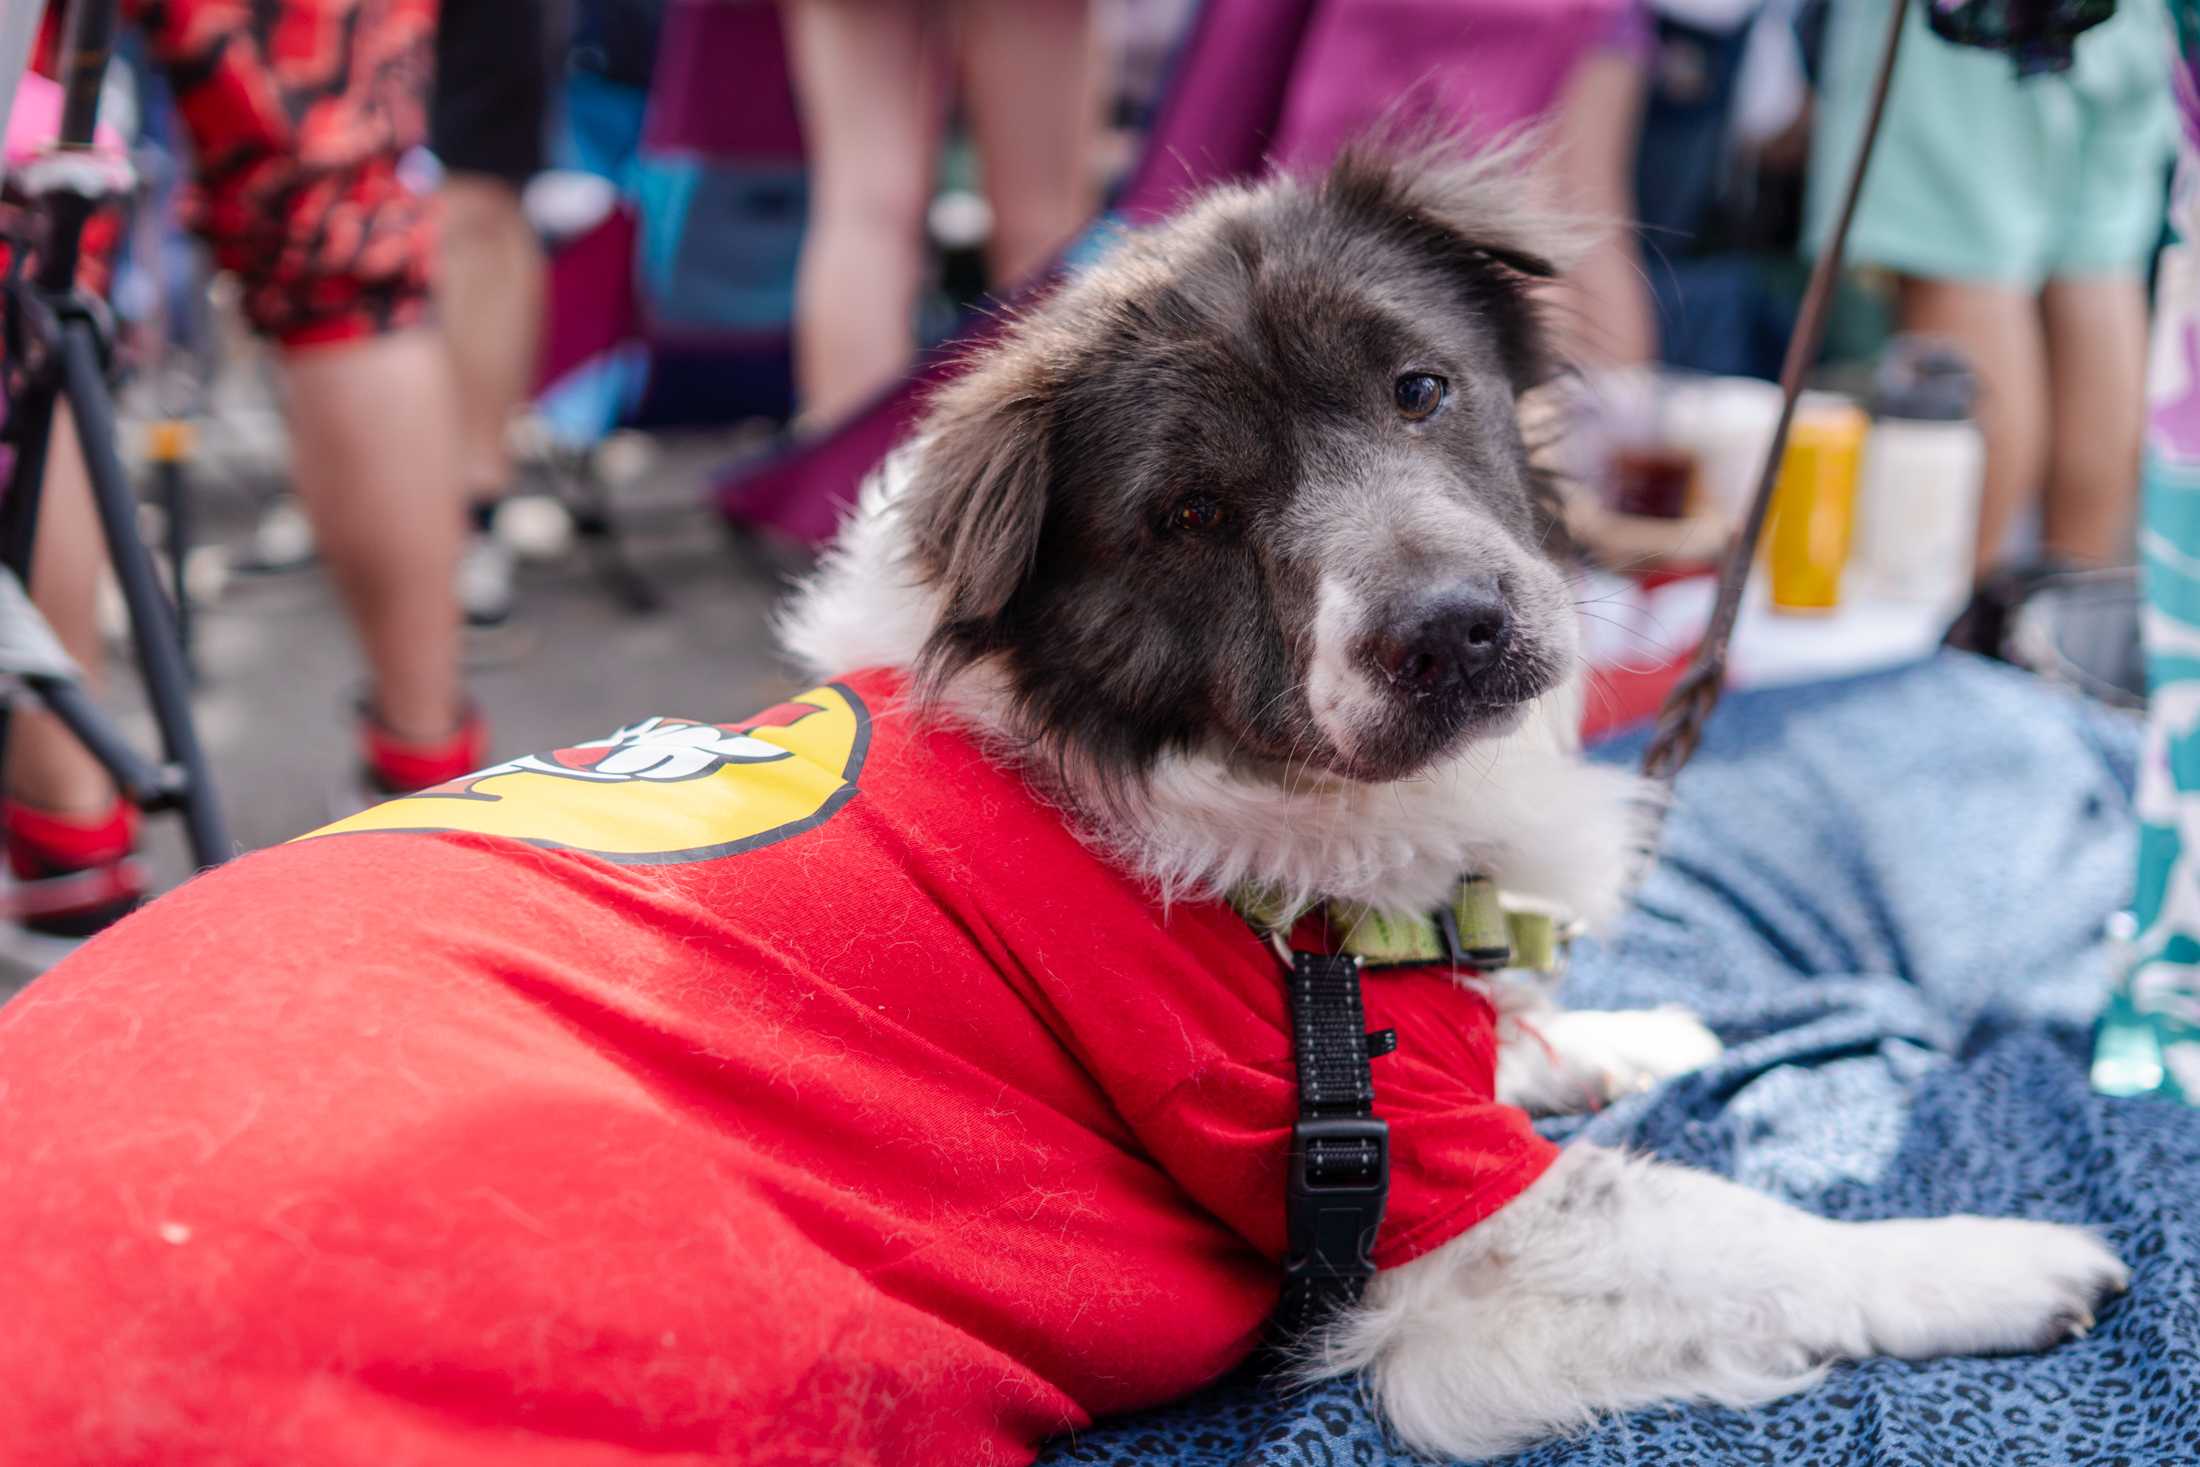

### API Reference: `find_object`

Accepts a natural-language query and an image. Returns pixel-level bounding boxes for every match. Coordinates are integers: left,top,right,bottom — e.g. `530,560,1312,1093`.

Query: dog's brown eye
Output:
1395,373,1447,421
1171,495,1226,532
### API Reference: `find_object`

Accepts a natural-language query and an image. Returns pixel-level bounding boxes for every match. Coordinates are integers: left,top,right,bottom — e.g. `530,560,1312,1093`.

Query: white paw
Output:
1850,1217,2130,1359
1521,1006,1724,1108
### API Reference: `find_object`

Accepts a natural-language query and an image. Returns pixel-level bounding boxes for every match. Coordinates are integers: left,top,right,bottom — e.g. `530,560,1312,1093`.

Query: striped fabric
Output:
2098,12,2200,1103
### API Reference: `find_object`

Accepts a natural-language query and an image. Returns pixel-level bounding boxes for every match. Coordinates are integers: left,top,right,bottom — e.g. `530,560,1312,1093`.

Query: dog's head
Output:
904,143,1580,789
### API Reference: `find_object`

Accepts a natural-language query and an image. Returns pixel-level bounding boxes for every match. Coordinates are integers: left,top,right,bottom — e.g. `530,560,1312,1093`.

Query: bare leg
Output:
1897,276,2049,572
2040,274,2147,565
956,0,1099,292
784,0,945,425
6,405,116,815
1547,49,1656,366
281,331,466,741
439,175,545,501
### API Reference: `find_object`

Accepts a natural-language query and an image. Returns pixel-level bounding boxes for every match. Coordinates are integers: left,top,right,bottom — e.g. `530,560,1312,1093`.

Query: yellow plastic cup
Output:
1766,401,1867,613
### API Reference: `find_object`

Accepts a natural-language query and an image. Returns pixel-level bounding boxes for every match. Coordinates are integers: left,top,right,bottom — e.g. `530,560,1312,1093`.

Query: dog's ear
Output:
904,358,1052,693
1328,135,1580,392
1378,141,1574,278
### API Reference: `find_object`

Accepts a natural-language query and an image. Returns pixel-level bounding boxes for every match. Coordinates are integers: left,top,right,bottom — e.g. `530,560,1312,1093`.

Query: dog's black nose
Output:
1374,580,1512,693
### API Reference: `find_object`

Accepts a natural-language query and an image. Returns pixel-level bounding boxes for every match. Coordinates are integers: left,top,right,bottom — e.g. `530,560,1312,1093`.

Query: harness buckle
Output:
1281,1114,1390,1328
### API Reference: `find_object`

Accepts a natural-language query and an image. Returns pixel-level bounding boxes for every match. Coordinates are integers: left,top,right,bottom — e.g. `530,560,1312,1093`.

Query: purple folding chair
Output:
712,0,1324,546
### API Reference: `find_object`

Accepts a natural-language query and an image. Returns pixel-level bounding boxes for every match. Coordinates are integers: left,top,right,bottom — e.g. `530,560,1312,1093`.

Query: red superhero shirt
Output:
0,669,1555,1466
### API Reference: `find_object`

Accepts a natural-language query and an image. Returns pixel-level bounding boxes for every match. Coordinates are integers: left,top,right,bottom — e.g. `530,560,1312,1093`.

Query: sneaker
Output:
495,493,575,561
459,503,517,627
360,706,491,797
4,799,147,939
239,498,317,573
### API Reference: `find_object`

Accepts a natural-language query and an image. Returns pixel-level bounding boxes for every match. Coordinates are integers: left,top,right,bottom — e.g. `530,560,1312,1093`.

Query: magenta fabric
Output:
534,204,641,393
1114,0,1325,225
1272,0,1652,169
716,340,978,544
5,72,125,166
642,0,804,160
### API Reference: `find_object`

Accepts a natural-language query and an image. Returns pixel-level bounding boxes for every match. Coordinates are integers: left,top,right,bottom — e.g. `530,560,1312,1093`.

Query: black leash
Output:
1639,0,1909,785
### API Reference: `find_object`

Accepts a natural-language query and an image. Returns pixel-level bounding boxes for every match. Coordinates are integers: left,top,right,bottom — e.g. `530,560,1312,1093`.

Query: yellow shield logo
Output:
305,683,870,864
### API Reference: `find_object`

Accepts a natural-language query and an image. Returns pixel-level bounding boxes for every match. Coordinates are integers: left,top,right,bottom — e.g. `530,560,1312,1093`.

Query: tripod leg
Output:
59,321,232,866
22,675,168,808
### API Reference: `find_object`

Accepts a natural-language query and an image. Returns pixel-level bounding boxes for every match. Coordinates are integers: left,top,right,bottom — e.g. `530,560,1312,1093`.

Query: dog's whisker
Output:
1571,608,1665,643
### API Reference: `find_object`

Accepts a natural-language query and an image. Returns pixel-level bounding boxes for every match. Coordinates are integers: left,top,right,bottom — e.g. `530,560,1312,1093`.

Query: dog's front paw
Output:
1850,1217,2129,1359
1581,1005,1725,1091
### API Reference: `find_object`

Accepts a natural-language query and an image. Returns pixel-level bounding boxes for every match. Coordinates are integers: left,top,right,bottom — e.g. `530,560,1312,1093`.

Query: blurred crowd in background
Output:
0,0,2181,961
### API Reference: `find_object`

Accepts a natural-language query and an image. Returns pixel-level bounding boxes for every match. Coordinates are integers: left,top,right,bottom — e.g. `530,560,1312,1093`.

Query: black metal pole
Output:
59,321,231,866
53,0,116,147
22,674,170,807
37,0,120,294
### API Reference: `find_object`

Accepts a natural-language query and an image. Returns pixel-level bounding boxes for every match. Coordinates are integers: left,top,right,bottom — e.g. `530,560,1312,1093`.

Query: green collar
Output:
1232,875,1572,974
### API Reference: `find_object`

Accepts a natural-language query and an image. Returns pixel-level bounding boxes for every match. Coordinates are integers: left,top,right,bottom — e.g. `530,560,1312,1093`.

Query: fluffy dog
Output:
784,143,2129,1460
0,144,2129,1467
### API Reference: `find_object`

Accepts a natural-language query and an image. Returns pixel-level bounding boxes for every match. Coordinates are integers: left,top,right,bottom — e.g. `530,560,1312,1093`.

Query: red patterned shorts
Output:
124,0,439,348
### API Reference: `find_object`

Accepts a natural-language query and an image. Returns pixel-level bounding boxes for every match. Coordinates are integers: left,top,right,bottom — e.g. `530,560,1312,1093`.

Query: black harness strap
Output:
1278,949,1391,1337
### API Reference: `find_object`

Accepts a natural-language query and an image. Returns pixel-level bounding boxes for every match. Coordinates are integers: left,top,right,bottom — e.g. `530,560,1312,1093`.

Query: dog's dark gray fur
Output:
899,143,1581,793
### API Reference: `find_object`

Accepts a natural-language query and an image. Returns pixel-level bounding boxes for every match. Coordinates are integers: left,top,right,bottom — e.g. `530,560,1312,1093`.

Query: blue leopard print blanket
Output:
1041,653,2200,1467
